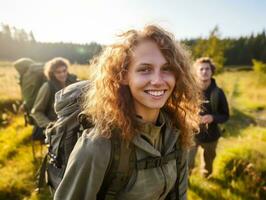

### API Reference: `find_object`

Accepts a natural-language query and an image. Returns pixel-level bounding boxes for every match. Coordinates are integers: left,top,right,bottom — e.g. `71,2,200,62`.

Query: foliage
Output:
252,59,266,73
224,30,266,66
192,26,227,72
183,29,266,67
214,145,266,199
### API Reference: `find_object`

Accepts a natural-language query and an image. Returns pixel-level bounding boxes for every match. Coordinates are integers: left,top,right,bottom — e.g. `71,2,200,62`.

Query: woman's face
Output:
54,65,68,83
125,40,176,117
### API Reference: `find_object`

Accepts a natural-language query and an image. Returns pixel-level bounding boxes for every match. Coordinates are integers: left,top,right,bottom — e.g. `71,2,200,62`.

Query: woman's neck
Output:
136,109,160,124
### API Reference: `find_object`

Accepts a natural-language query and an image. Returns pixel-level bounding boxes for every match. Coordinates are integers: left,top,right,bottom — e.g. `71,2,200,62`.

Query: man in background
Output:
189,57,229,178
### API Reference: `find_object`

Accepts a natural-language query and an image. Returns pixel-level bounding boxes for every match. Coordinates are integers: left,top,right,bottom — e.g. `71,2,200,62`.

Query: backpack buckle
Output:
153,157,162,167
156,157,168,166
136,156,170,170
146,157,168,169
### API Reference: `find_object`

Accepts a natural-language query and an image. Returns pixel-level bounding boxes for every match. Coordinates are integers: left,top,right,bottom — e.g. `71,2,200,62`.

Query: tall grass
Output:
0,116,51,200
0,62,21,102
0,116,32,164
216,71,266,111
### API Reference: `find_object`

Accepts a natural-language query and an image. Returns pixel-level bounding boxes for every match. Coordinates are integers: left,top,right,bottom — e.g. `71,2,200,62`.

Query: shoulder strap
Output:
97,129,134,200
166,140,183,200
210,87,221,115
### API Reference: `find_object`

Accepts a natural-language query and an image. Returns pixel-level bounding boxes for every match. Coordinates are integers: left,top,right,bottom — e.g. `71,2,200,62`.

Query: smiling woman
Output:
54,25,201,200
125,40,176,123
30,57,77,141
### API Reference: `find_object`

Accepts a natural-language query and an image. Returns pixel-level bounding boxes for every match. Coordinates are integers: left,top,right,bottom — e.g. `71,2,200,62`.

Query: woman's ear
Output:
120,70,129,85
120,75,129,85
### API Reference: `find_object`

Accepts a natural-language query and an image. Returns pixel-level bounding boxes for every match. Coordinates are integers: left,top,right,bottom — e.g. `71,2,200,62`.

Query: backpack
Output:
37,80,183,199
14,60,46,125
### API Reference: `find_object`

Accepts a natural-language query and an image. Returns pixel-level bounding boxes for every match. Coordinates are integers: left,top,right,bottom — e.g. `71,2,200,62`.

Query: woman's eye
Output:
138,66,151,73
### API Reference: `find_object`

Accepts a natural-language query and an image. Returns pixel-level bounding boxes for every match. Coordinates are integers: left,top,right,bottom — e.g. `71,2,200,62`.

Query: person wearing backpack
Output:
188,57,229,178
13,58,44,125
54,25,201,200
30,57,77,140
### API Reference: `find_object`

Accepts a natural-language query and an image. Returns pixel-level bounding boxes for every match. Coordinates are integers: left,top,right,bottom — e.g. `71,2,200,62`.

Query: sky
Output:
0,0,266,44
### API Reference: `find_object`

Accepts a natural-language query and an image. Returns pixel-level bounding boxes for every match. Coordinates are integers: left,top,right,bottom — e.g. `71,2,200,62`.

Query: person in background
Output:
188,57,229,178
54,25,201,200
31,57,77,140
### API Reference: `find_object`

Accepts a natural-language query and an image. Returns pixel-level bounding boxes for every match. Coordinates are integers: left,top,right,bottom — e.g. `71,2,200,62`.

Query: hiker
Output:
13,58,37,119
54,25,201,200
188,57,229,178
30,57,77,140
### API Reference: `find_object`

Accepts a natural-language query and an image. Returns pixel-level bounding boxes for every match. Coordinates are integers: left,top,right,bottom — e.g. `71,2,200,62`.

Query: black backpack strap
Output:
210,87,226,133
210,86,221,115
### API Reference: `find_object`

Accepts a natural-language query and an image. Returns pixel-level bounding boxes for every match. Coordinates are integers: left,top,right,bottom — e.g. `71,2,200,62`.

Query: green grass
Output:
0,116,32,164
216,71,266,112
188,125,266,200
0,116,51,200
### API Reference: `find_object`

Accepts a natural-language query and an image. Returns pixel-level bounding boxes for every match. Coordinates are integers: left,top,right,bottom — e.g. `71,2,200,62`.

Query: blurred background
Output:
0,0,265,199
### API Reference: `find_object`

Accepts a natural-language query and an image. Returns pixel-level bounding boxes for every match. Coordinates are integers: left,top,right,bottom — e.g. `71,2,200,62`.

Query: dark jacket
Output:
195,78,229,143
31,74,77,128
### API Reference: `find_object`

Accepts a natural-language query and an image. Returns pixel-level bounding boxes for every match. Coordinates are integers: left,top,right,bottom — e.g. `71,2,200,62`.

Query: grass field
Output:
0,61,265,199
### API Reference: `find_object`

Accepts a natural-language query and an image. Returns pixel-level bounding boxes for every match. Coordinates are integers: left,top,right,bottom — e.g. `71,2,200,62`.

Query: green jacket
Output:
54,112,188,200
31,76,77,128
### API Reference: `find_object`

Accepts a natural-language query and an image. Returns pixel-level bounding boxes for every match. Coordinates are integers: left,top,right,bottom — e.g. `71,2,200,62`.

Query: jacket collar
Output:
132,111,180,157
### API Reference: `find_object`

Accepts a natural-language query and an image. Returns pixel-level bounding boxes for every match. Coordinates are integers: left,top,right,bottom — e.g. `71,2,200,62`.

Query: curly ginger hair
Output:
82,25,201,147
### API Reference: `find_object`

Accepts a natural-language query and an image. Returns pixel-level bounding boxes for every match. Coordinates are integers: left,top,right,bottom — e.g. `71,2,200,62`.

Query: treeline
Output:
184,26,266,68
0,24,102,64
1,23,266,66
223,32,266,65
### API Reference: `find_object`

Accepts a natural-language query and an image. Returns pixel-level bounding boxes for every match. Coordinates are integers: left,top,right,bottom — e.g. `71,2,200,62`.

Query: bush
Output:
252,59,266,73
214,146,266,199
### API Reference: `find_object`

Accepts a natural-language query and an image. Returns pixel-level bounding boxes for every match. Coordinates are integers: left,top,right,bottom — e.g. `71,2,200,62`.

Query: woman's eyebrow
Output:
138,62,152,66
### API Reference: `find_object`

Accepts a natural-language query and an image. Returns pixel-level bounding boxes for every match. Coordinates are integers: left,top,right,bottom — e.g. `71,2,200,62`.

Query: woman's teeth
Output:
146,90,165,96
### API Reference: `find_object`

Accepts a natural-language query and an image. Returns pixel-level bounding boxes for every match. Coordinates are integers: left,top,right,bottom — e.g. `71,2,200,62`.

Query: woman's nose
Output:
150,72,164,85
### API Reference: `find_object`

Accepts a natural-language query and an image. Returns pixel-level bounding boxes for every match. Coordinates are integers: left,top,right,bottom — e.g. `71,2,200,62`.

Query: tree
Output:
192,26,226,72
